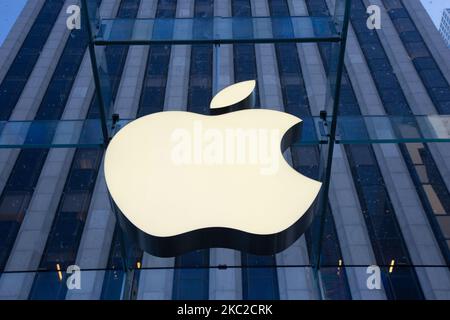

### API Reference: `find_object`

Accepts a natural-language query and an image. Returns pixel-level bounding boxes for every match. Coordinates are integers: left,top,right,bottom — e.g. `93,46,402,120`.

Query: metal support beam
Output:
313,0,352,270
81,0,110,146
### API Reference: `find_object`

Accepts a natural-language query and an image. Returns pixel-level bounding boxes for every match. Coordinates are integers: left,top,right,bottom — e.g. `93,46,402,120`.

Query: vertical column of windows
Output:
0,0,102,273
231,0,259,105
351,0,450,266
382,0,450,114
0,0,66,120
369,0,450,263
28,0,141,300
305,0,424,299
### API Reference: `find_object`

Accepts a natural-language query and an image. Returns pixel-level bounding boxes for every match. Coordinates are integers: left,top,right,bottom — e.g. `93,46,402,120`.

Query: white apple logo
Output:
104,81,322,257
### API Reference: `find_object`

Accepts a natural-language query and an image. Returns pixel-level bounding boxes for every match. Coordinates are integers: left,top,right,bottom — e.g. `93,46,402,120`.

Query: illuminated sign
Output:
104,81,321,256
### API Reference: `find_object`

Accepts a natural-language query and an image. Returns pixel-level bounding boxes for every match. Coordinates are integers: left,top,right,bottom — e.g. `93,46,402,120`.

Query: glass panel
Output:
172,251,210,300
335,115,450,144
1,266,448,300
242,254,279,300
94,16,340,44
0,120,104,148
0,115,449,148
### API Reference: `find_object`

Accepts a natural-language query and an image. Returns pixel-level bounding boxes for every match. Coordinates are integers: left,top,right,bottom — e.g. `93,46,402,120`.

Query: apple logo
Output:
104,80,322,257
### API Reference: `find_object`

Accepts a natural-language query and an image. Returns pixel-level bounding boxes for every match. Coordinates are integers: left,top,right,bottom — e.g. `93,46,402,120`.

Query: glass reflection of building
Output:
0,0,449,300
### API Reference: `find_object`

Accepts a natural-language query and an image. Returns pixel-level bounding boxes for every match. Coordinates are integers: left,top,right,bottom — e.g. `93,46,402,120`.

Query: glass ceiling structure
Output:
1,0,449,300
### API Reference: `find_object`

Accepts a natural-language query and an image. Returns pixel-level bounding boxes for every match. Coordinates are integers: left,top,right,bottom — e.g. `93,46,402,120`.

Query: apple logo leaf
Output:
210,80,256,115
104,80,322,257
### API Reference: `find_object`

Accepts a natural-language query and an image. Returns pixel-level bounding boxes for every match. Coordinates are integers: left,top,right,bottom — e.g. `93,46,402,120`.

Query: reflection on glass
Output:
242,254,279,300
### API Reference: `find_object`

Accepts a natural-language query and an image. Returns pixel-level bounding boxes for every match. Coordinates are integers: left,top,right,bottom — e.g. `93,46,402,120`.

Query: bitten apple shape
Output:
104,81,322,257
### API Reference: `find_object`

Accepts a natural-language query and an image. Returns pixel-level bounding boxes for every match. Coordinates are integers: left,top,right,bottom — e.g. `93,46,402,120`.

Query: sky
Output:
0,0,27,46
420,0,449,27
0,0,448,46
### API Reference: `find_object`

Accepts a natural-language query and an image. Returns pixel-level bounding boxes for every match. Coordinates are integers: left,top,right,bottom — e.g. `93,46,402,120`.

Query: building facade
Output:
0,0,449,300
439,8,450,47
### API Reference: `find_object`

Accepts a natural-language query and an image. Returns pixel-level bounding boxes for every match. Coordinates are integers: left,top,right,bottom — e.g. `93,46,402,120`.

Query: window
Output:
0,0,65,120
242,254,279,300
173,250,209,300
381,0,450,114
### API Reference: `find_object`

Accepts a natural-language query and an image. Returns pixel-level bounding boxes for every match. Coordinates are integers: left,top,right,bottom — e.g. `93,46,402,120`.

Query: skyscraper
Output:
439,8,450,47
0,0,449,300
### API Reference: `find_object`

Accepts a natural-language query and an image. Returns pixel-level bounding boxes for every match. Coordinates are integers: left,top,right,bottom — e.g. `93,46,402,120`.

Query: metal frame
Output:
314,0,352,269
